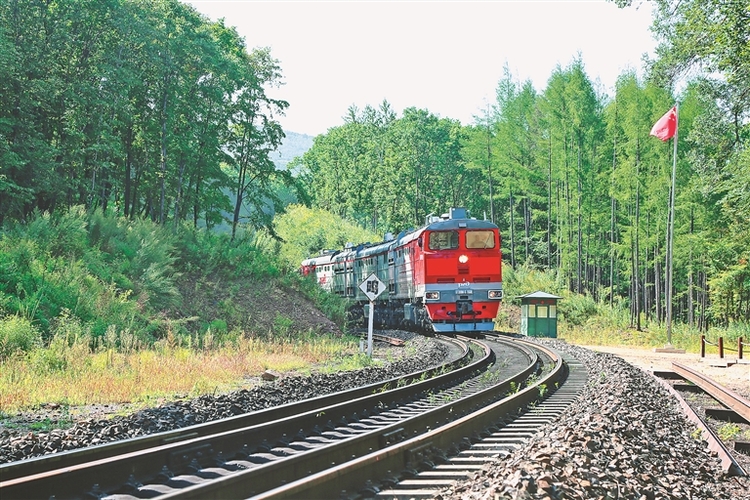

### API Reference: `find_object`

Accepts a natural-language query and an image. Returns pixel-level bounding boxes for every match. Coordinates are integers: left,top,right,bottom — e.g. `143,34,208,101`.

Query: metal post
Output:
367,300,374,357
739,337,744,360
700,335,705,358
665,103,679,346
719,336,724,359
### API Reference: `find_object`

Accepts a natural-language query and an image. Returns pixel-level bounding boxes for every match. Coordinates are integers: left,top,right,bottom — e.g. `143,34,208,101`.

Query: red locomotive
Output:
301,208,503,333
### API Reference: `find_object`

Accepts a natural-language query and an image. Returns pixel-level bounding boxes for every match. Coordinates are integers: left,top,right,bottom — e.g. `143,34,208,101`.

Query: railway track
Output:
262,336,585,499
1,334,585,500
371,347,587,499
654,362,749,477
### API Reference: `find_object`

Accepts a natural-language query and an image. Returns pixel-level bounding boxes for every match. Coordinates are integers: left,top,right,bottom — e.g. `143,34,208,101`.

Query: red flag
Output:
650,106,677,141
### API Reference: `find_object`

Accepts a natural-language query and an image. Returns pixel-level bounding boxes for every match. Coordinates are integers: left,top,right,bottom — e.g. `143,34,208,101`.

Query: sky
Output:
186,1,657,137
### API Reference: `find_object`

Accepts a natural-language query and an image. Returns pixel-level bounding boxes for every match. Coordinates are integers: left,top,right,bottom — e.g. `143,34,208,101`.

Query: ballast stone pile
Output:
0,334,446,464
438,340,747,500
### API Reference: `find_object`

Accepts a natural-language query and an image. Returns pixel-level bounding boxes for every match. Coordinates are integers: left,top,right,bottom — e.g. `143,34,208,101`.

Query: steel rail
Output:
655,368,747,477
371,333,405,346
672,362,750,424
0,335,467,482
167,337,554,499
0,337,490,499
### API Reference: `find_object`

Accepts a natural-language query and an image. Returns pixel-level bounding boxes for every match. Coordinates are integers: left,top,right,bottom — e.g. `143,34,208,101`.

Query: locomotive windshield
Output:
428,231,459,250
466,230,495,249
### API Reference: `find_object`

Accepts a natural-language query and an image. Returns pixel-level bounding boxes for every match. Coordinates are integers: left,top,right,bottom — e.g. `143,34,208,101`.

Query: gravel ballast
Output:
438,339,749,500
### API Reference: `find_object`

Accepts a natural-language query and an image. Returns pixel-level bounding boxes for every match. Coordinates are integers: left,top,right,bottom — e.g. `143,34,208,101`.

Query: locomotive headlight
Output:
488,290,503,299
425,291,440,300
458,254,469,264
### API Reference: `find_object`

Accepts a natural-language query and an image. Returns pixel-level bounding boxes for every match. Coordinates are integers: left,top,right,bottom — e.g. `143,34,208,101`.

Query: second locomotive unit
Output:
301,208,503,333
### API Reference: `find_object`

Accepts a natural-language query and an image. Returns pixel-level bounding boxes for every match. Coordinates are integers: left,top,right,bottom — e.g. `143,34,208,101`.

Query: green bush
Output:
174,227,279,280
559,293,599,326
25,206,89,260
271,205,381,271
0,205,345,353
501,266,565,305
0,315,41,358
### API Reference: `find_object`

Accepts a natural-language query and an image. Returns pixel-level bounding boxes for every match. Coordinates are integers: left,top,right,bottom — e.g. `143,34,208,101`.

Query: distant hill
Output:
270,131,315,170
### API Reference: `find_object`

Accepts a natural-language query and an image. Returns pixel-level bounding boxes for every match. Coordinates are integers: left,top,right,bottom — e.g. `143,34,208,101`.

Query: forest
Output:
1,0,749,333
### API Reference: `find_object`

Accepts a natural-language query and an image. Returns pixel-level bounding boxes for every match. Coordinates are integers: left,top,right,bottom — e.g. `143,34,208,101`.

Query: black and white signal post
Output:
359,273,386,357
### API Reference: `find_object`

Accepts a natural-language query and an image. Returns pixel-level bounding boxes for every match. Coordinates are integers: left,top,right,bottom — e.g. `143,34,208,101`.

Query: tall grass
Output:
0,207,363,413
560,315,747,355
0,328,359,413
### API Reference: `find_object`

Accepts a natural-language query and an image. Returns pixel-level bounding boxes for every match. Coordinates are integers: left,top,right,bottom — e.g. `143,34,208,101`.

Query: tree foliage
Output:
0,0,288,235
293,102,475,233
272,204,381,271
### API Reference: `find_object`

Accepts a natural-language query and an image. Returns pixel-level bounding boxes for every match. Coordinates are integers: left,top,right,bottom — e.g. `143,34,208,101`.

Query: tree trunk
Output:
487,115,495,224
548,137,553,268
122,127,131,217
509,186,516,268
159,85,168,225
523,196,531,263
173,158,186,229
633,159,641,331
576,137,583,294
654,244,661,324
193,172,201,228
232,172,244,241
610,104,617,307
688,207,695,327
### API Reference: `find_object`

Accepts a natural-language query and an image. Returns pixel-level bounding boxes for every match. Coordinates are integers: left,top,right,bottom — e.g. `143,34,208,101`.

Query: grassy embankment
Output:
0,207,366,416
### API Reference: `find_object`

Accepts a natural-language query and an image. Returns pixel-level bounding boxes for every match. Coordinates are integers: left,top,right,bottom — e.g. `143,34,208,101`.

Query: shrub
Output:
559,293,599,326
501,266,565,303
25,206,89,260
271,205,381,271
0,315,41,358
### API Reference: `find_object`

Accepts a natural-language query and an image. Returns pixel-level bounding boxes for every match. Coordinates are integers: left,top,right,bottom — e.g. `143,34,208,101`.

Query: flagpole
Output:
665,102,678,346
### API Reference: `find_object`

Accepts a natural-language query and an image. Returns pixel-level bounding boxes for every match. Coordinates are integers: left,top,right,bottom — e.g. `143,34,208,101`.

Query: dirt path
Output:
575,343,750,400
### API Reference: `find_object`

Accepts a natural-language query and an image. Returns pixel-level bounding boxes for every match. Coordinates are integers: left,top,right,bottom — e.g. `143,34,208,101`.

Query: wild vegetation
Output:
0,208,360,413
0,0,302,238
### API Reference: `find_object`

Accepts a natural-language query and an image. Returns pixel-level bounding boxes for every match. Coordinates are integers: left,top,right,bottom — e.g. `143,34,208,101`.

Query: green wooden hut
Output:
518,291,562,338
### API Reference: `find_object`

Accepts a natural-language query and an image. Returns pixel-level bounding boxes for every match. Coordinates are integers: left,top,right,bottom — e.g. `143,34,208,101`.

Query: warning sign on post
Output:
359,273,386,301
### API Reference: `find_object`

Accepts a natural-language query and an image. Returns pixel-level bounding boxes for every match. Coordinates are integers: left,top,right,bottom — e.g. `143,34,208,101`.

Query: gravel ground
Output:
437,340,750,500
0,332,448,464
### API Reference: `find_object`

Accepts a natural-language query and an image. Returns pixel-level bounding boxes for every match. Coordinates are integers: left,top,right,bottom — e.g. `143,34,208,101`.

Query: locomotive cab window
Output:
428,231,459,250
466,230,495,249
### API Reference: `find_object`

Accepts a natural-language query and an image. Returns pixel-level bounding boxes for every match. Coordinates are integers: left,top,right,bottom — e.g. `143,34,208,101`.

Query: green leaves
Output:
296,103,471,234
0,0,288,235
272,205,380,270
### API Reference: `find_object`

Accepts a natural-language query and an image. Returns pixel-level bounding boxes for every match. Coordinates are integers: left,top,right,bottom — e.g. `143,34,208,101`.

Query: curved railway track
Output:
654,362,749,477
1,334,586,500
